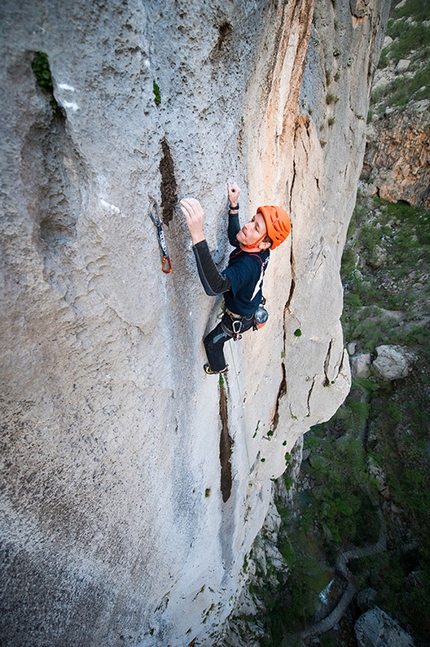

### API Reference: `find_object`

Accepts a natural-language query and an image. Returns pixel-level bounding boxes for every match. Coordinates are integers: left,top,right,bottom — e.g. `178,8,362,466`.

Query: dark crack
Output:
271,363,287,432
306,377,316,416
284,277,295,312
323,338,334,386
290,159,297,207
159,138,177,226
219,382,233,503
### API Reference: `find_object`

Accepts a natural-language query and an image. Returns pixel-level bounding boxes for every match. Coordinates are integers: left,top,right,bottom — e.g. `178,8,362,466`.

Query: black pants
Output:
203,312,254,372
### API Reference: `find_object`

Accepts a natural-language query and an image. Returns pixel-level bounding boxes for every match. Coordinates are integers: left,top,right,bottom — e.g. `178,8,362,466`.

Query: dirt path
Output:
300,515,387,640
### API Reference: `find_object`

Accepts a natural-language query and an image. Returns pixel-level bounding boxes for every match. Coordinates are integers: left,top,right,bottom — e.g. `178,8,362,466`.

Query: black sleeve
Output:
192,240,231,296
228,210,240,247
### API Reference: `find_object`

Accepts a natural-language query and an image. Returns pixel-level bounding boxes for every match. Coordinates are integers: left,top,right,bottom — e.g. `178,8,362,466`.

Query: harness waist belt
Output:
226,308,253,320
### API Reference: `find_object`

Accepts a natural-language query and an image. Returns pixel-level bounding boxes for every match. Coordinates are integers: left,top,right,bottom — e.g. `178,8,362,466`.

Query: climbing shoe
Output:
203,363,228,375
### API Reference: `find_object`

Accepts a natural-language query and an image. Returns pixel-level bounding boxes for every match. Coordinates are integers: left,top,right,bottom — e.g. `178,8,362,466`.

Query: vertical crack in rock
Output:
159,138,177,226
285,276,295,312
323,338,334,386
307,377,316,416
290,159,297,208
219,382,233,503
271,362,287,432
338,347,345,377
22,57,88,292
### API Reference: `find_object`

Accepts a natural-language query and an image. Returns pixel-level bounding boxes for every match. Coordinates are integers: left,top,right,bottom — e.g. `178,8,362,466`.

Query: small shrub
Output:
31,52,58,111
153,80,161,106
326,92,339,105
284,476,294,490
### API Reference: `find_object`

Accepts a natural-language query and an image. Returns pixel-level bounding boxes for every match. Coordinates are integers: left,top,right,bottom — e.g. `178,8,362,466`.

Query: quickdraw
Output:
149,197,172,274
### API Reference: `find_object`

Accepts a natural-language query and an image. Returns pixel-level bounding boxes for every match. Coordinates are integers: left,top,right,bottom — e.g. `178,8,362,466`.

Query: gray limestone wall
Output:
0,1,389,646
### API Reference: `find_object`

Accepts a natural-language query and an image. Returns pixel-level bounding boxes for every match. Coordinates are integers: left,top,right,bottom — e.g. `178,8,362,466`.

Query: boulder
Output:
347,342,357,356
357,587,378,612
355,607,415,647
372,345,414,381
395,59,411,73
383,35,393,48
351,353,372,379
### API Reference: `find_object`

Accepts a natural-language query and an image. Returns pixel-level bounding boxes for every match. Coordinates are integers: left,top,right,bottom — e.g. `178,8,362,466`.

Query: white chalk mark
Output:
58,83,75,92
63,101,79,112
100,199,121,214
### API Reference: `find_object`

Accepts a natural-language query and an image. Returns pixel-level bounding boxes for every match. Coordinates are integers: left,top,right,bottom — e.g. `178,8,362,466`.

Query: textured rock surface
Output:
355,607,415,647
0,0,389,646
351,352,372,378
363,102,430,208
372,344,414,380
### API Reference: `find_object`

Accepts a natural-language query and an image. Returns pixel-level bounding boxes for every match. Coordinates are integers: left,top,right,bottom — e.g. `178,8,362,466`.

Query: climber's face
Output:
236,212,270,250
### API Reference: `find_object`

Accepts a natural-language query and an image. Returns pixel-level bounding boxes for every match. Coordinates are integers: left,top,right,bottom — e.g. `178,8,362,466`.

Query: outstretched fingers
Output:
180,197,205,244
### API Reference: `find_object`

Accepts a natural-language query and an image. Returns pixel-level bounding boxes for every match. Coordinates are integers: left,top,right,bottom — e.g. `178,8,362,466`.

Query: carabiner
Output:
232,319,242,340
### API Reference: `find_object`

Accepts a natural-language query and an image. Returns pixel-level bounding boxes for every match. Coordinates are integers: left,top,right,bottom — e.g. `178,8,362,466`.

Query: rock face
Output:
355,607,415,647
0,1,389,646
363,102,430,208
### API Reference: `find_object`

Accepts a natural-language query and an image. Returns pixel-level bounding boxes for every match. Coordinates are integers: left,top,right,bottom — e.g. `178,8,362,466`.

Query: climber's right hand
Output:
227,182,240,207
180,198,206,245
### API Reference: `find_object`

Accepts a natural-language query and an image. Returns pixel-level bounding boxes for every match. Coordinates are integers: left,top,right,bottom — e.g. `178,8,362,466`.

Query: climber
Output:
180,183,291,375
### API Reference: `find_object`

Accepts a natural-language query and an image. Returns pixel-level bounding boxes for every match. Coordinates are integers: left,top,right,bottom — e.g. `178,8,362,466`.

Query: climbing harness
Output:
149,197,172,274
224,308,250,341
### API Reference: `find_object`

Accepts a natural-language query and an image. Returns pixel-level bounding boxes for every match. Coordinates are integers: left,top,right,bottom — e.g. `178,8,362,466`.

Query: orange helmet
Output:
257,205,291,249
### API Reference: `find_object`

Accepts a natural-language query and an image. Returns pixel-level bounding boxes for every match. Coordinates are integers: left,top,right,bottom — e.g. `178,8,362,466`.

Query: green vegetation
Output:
372,63,430,109
341,198,430,351
326,92,339,105
300,423,380,546
374,0,430,111
339,193,430,641
31,51,58,111
153,80,161,106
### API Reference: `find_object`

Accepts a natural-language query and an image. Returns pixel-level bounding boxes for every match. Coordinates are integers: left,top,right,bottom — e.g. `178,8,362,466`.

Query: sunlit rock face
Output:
0,0,389,645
